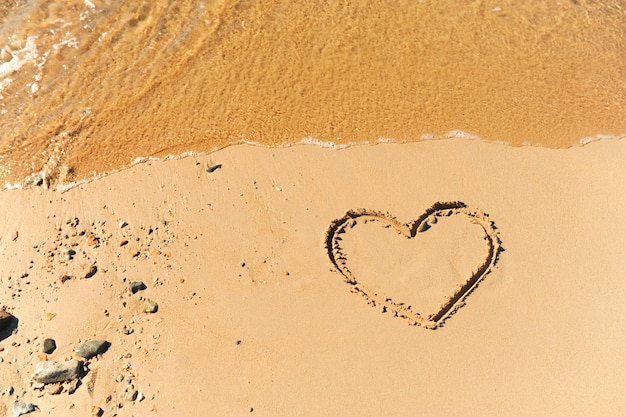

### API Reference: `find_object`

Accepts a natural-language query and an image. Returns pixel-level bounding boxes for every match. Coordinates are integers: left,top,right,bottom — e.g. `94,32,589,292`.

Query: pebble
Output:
65,378,79,395
124,389,138,402
143,299,158,313
0,310,14,331
206,163,222,173
136,391,145,402
92,406,104,416
129,281,147,294
44,382,63,395
75,340,111,359
83,263,98,279
42,338,56,354
24,171,45,187
32,360,83,384
12,402,36,417
87,234,100,246
60,248,75,261
59,274,72,284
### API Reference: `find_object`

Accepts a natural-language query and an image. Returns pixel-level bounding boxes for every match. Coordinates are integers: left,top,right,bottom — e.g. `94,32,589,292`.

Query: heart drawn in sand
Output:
325,201,501,329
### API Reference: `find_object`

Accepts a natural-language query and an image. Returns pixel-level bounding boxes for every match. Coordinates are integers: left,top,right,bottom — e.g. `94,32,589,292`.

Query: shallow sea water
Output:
1,0,625,188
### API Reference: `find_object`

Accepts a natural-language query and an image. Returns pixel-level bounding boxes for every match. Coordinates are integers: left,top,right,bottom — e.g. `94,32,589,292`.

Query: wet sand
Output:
1,139,625,416
1,0,626,185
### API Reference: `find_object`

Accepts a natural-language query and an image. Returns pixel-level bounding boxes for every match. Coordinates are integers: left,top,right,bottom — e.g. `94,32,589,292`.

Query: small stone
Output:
12,402,37,417
206,163,222,173
44,313,57,321
119,221,128,228
91,406,103,416
120,239,129,246
60,247,76,261
43,338,56,354
65,378,79,394
136,391,145,402
129,281,147,294
83,263,97,279
124,389,138,402
0,309,14,331
87,234,100,246
44,382,63,395
32,360,83,383
11,231,18,241
75,340,111,359
59,274,72,284
143,299,158,313
115,374,124,383
24,171,45,187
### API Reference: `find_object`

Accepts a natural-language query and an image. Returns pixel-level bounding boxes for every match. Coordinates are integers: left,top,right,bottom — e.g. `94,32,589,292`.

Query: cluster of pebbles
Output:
1,215,172,416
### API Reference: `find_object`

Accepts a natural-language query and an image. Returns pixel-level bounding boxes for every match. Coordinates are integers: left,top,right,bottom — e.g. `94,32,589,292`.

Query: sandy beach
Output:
1,138,625,416
2,1,626,416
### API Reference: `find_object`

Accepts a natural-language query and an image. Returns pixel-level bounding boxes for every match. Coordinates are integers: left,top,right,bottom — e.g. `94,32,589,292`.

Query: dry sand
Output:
1,138,625,416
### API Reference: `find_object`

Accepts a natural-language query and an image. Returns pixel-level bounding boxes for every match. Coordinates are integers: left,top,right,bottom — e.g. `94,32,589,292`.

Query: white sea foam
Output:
580,133,625,145
0,37,38,93
445,130,482,140
299,137,353,149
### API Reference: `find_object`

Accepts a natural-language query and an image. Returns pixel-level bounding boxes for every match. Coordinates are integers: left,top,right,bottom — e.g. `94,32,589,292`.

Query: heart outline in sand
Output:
325,201,501,329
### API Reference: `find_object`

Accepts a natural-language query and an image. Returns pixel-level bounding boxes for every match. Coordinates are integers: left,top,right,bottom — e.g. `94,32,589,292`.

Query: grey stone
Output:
124,389,138,402
206,163,222,173
42,338,56,354
75,340,110,359
143,299,158,313
23,171,44,187
32,360,83,383
12,402,36,417
129,281,147,294
60,247,76,261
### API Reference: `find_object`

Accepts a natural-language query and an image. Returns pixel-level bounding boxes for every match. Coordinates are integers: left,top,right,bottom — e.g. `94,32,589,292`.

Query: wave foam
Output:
5,132,625,193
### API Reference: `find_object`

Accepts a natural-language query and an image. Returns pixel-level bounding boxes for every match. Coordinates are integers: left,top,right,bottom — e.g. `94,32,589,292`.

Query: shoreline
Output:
4,133,625,192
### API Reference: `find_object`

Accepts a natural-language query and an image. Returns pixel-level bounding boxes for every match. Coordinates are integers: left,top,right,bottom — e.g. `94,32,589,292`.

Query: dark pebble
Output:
42,338,56,354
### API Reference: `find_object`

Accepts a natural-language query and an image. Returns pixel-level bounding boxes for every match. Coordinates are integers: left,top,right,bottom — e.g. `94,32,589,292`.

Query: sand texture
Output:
1,0,626,185
1,139,625,416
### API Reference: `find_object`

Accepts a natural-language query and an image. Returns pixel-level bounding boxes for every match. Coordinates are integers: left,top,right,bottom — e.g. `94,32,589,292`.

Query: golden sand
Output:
1,0,625,186
1,139,625,415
